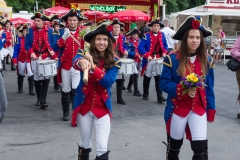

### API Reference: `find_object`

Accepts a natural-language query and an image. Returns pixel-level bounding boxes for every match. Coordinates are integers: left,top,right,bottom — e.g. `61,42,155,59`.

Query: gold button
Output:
173,99,175,101
177,93,180,95
97,78,99,81
106,95,108,97
177,88,180,91
83,87,86,90
104,90,107,92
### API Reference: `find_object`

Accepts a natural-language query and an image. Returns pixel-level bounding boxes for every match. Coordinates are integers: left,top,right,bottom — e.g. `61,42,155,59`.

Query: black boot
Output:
40,79,50,109
95,151,110,160
17,74,24,93
0,70,3,77
34,80,41,106
154,76,166,103
11,59,16,71
116,79,126,105
127,75,133,93
122,75,126,90
163,135,183,160
53,75,60,92
78,146,91,160
133,74,142,97
61,91,70,121
28,76,35,96
71,89,76,111
142,75,151,100
6,55,10,64
2,58,6,71
190,140,208,160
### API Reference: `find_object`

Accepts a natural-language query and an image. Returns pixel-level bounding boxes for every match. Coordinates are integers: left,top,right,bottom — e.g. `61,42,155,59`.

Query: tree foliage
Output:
5,0,51,13
163,0,189,14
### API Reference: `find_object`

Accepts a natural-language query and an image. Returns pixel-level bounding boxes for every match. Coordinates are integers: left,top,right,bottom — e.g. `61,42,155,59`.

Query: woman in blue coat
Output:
72,22,121,160
160,15,216,160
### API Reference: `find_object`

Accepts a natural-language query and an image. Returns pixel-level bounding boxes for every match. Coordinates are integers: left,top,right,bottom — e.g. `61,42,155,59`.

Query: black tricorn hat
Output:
50,14,62,21
148,17,164,27
19,24,29,33
52,19,65,28
172,15,213,40
31,12,50,21
97,19,107,26
111,18,124,27
126,28,140,36
3,19,12,26
61,8,86,21
83,22,116,43
83,21,93,27
120,27,125,32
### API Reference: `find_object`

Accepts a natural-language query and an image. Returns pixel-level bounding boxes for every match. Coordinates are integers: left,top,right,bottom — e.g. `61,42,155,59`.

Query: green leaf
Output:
182,89,188,95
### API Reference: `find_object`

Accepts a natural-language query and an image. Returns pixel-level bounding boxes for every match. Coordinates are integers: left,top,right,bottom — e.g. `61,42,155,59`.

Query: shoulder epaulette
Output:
114,57,121,69
124,41,131,46
162,55,172,68
142,34,147,40
77,49,84,57
208,55,215,68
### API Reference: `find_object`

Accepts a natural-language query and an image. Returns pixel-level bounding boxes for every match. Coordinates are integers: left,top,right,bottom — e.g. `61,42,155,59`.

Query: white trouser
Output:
61,67,80,93
31,59,50,81
170,111,207,141
77,112,110,156
145,60,158,77
17,61,33,77
5,46,14,57
133,62,139,74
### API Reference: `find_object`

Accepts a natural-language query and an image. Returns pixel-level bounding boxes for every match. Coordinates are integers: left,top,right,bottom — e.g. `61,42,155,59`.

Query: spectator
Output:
0,73,7,124
217,26,226,62
213,33,221,62
230,36,240,119
161,18,178,53
139,21,151,39
205,27,212,55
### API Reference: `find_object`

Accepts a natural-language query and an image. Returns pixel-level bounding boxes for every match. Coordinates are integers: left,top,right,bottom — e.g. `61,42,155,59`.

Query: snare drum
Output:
155,58,164,75
118,58,135,75
37,59,57,77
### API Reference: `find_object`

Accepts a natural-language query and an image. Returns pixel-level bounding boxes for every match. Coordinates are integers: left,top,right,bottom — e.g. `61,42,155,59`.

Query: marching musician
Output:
138,18,168,103
49,15,64,92
72,22,121,160
111,18,128,105
0,17,5,76
124,27,142,96
25,12,58,109
13,24,35,96
160,15,215,159
3,19,16,71
52,8,86,121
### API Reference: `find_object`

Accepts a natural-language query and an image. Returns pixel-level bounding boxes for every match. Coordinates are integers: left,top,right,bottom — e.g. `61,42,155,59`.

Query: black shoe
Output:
40,102,48,109
157,95,167,103
18,88,23,93
62,111,69,121
117,99,126,105
133,91,142,97
143,96,149,100
11,67,16,71
36,100,40,106
29,91,35,96
237,113,240,119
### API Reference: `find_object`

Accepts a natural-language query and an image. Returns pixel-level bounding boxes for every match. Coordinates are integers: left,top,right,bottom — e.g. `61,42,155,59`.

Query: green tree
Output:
5,0,34,13
188,0,206,9
163,0,189,14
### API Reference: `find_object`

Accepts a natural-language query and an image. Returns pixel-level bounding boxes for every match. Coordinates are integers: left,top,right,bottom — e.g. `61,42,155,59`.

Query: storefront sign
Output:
90,5,126,13
226,0,240,4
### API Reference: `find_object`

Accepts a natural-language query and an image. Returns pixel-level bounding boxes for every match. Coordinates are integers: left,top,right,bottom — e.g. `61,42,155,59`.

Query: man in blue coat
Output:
138,18,168,103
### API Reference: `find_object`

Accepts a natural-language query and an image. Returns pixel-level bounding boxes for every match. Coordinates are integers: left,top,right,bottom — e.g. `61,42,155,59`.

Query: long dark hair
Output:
89,36,116,69
177,29,208,77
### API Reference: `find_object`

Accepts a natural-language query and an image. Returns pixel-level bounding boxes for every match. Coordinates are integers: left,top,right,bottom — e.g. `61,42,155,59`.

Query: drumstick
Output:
69,34,81,46
83,69,89,83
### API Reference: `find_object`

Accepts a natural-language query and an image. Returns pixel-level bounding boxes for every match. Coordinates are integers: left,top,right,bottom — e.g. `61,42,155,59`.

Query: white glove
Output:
62,28,70,41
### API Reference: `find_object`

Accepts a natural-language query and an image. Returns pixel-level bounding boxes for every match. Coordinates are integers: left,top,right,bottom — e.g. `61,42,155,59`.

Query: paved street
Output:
0,63,240,160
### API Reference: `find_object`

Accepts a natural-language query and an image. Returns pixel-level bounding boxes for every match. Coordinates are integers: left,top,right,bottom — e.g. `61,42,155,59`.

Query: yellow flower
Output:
191,76,198,82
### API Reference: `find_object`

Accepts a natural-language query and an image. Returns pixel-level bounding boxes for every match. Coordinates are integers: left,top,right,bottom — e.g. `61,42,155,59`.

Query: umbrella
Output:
44,6,70,16
10,17,34,27
110,10,150,21
83,11,111,21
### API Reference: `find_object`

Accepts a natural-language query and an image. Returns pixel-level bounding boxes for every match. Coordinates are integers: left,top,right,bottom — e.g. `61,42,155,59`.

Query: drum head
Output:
120,58,134,64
